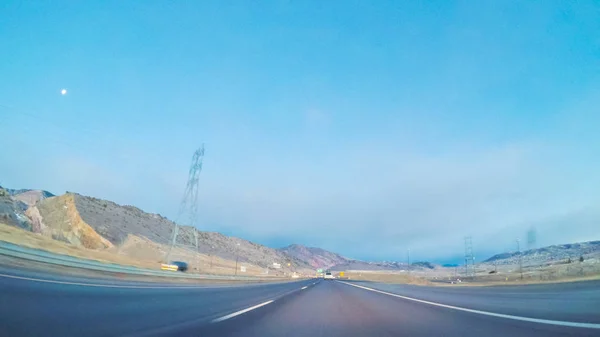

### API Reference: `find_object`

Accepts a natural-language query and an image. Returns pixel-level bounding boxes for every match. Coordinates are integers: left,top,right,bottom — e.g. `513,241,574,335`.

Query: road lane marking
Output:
211,300,274,323
0,273,229,289
339,281,600,329
301,286,308,290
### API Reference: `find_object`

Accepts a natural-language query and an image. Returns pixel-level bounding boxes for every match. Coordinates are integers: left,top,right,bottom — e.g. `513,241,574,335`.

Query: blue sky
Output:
1,1,599,263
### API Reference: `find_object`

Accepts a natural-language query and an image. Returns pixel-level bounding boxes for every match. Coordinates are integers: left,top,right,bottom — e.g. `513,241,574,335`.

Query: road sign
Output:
339,271,345,277
317,268,323,273
240,266,246,272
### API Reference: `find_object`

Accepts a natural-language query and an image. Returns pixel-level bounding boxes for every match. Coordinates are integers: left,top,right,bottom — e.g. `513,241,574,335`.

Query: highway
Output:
1,266,599,337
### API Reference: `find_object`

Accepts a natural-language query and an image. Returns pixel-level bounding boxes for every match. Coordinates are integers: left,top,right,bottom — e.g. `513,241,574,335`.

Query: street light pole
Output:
407,249,411,274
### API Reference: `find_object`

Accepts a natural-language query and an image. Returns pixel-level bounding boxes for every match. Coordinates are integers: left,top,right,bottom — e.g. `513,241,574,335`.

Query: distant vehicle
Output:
161,261,188,272
171,261,188,272
324,271,335,280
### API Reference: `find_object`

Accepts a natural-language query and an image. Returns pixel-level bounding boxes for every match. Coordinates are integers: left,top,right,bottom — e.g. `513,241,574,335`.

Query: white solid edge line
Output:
301,286,308,290
338,281,600,329
211,300,274,323
0,273,225,289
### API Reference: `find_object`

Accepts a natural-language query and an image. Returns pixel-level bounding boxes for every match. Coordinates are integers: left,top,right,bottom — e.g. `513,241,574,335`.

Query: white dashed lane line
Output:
211,300,274,323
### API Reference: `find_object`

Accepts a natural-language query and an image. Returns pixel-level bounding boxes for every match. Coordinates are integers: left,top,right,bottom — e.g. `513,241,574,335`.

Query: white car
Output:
324,272,335,280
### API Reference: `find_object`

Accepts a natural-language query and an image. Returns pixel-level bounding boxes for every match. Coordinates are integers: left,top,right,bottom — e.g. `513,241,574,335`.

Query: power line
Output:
0,103,113,141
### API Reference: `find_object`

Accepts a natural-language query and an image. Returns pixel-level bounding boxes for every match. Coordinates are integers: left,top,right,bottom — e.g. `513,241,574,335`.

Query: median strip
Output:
339,281,600,329
211,300,274,323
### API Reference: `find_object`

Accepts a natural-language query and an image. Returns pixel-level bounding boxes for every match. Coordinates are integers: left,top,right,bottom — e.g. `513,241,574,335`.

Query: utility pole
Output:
234,242,240,276
407,249,411,274
516,238,523,280
193,229,199,273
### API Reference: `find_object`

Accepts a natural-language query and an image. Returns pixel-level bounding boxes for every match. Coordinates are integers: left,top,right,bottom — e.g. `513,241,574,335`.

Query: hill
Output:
279,244,425,272
0,186,54,198
483,241,600,266
21,192,311,273
278,244,349,269
331,260,401,271
0,187,31,231
11,189,55,207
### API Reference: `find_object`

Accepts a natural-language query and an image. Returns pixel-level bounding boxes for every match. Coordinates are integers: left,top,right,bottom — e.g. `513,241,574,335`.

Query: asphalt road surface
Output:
1,265,599,337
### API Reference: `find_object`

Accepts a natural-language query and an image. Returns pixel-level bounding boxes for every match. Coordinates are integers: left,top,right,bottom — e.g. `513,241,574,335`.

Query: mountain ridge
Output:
483,241,600,265
5,189,312,273
3,186,599,273
278,243,350,269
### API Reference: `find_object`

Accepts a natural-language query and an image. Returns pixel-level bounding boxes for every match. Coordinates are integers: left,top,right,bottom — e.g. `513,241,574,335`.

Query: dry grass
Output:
445,275,600,287
420,258,600,287
345,270,433,286
343,259,600,287
0,223,290,278
465,262,600,286
0,223,157,268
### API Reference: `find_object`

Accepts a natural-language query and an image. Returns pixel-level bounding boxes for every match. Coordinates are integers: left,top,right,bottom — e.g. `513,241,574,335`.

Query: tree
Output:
579,255,584,263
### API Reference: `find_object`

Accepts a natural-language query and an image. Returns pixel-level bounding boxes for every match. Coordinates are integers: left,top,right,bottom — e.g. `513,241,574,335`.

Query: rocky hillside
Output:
25,193,311,271
278,244,349,269
331,260,409,271
26,194,113,249
483,241,600,266
11,189,55,207
1,186,425,274
0,187,31,230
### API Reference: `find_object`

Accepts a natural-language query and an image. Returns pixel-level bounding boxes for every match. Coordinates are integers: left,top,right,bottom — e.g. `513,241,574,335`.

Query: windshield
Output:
1,1,599,337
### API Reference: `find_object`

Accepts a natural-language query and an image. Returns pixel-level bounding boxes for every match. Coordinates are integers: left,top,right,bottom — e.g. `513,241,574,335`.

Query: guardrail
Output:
0,241,276,281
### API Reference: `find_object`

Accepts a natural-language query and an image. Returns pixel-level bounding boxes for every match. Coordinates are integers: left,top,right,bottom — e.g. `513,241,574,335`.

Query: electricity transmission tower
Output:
516,238,524,280
464,236,475,278
166,145,205,263
527,226,537,250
